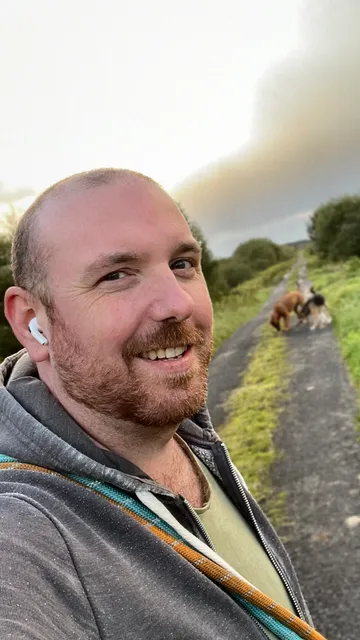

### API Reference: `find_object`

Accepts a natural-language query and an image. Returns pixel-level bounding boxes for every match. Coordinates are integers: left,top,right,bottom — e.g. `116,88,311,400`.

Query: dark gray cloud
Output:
0,182,35,204
172,0,360,256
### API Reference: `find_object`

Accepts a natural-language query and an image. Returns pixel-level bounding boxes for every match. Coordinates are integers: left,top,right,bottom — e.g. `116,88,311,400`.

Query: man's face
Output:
43,179,213,428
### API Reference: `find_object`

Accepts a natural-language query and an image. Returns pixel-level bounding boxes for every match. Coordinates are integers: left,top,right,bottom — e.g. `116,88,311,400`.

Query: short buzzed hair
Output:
11,168,161,311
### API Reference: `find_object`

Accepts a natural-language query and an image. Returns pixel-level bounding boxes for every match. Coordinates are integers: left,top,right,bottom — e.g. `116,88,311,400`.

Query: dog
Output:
296,287,332,330
270,290,305,332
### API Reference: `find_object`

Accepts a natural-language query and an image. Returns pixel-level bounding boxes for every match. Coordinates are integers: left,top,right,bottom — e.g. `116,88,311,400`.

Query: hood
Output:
0,349,219,496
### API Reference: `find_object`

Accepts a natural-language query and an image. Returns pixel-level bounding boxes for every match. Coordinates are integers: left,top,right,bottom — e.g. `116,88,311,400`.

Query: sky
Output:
174,0,360,254
1,0,360,256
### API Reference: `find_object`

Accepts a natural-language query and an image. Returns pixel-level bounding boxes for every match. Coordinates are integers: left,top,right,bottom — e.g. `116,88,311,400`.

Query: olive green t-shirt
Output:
177,437,296,640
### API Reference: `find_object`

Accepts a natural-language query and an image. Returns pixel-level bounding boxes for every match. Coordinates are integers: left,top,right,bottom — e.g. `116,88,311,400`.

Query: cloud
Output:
172,0,360,255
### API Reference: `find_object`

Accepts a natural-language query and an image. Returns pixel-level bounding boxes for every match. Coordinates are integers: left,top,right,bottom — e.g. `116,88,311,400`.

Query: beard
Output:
49,311,213,429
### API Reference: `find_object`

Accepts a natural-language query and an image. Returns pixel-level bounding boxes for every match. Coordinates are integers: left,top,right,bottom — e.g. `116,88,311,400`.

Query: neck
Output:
86,416,180,480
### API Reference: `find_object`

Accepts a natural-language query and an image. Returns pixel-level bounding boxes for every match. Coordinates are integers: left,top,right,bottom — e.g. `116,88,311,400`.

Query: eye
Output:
170,258,194,270
102,270,128,282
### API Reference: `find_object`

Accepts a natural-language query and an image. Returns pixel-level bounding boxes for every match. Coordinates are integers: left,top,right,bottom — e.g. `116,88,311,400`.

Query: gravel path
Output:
272,280,360,639
208,263,360,638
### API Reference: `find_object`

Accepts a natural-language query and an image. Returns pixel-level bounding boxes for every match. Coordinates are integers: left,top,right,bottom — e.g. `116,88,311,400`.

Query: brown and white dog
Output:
270,290,305,332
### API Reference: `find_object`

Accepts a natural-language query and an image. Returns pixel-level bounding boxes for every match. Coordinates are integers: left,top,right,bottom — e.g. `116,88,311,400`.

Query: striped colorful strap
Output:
0,456,327,640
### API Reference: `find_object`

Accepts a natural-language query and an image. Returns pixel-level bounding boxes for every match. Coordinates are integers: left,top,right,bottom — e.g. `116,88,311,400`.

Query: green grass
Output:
286,259,302,290
211,258,297,527
219,325,291,528
307,255,360,425
212,259,294,354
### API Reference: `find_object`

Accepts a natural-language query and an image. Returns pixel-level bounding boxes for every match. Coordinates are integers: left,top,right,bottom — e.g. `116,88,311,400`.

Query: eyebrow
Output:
173,240,202,256
81,241,202,281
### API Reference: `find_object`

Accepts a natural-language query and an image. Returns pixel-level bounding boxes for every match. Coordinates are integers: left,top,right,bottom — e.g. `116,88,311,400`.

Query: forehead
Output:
41,180,194,279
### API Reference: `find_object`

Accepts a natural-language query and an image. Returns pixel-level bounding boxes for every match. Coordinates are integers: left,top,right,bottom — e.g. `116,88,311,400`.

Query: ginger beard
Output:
49,311,213,428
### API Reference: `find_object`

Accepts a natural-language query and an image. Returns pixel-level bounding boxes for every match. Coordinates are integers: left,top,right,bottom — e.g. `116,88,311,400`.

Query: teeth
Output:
141,345,187,360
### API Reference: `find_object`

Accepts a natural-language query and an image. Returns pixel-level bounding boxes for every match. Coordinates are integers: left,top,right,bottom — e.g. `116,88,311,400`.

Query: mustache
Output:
123,322,205,357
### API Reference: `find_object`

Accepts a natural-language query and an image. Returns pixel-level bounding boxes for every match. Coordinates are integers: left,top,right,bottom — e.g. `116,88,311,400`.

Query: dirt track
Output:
272,289,360,639
208,269,360,639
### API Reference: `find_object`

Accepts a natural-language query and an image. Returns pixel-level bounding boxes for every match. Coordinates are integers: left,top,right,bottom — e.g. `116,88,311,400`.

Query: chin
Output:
135,387,207,428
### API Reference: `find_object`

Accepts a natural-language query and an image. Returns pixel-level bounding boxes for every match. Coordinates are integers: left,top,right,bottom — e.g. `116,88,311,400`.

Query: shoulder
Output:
0,492,69,551
0,494,100,639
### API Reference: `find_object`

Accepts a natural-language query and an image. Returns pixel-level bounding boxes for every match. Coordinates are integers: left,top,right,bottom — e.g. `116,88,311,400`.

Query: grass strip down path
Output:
220,325,291,528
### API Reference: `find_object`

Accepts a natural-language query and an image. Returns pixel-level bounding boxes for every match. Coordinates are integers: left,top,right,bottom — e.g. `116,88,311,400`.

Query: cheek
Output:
52,299,135,352
91,298,146,350
192,286,213,333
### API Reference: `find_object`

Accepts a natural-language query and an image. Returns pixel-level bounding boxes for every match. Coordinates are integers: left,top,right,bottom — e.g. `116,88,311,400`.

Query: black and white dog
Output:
298,286,332,330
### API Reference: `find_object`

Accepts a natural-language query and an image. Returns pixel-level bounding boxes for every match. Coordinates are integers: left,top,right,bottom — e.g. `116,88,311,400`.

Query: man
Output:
0,168,317,639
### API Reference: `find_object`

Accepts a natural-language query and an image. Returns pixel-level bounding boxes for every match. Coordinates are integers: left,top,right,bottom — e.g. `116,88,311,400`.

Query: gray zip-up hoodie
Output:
0,350,311,639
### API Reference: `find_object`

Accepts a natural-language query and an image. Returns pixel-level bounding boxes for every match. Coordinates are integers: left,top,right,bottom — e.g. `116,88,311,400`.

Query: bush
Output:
233,238,284,272
308,194,360,261
0,261,22,360
345,256,360,276
222,260,254,289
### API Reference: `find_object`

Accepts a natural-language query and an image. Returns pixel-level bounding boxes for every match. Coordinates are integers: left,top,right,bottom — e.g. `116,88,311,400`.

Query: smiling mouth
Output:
139,345,189,361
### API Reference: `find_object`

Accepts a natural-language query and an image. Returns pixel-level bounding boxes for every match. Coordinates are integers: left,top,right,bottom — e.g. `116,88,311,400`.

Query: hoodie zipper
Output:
180,495,215,550
219,441,305,621
181,498,269,639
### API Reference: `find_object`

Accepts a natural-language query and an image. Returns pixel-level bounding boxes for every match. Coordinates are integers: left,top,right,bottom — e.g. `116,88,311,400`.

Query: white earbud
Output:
28,317,48,346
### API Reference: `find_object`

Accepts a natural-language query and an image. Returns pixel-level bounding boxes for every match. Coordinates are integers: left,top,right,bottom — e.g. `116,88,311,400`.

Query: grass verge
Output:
307,254,360,431
212,259,294,354
219,324,291,528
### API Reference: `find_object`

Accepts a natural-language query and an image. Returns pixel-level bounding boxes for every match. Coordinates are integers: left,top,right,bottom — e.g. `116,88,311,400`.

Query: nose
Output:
147,268,195,323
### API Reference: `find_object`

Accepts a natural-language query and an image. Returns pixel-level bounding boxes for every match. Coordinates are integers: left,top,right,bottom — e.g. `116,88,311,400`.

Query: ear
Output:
270,314,280,331
270,320,280,332
4,286,49,363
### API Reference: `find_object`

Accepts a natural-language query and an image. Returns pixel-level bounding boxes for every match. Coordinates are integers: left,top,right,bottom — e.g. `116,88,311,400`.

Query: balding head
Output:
6,168,213,429
11,168,163,311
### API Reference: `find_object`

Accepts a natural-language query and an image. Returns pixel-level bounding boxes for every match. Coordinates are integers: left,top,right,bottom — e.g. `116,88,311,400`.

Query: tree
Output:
0,234,22,359
176,202,220,296
233,238,284,272
217,258,254,289
308,195,360,260
185,218,215,284
0,234,11,267
0,205,22,239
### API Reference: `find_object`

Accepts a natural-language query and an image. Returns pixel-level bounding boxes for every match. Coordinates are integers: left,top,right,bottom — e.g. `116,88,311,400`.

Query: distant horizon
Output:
209,236,310,259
